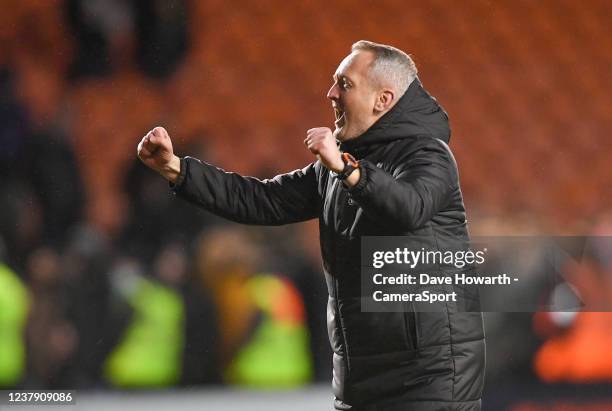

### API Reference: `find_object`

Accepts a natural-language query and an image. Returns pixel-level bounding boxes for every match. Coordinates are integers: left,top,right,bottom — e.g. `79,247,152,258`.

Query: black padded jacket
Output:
171,78,485,411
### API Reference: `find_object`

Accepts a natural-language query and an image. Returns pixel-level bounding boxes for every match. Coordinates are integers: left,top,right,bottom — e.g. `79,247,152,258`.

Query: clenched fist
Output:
137,126,181,183
304,127,344,173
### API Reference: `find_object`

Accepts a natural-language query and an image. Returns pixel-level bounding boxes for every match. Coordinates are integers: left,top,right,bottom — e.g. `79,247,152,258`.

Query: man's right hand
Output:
137,126,181,184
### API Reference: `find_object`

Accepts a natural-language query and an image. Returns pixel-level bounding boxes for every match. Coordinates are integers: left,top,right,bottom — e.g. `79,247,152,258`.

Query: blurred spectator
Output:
0,67,84,260
0,182,43,269
120,159,214,261
25,247,78,388
16,127,84,245
0,237,30,388
103,258,184,387
65,0,133,79
471,216,547,384
65,0,188,80
0,66,36,267
61,224,117,388
194,227,313,387
251,224,332,382
534,235,612,383
154,242,222,386
0,67,29,176
102,245,221,388
133,0,189,79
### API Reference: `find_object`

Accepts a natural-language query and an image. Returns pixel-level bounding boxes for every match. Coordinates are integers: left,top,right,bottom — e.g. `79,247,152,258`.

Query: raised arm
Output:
137,127,320,225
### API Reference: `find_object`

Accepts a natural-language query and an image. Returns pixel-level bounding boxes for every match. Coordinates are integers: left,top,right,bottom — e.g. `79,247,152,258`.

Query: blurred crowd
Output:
0,1,333,389
0,136,332,389
0,148,336,388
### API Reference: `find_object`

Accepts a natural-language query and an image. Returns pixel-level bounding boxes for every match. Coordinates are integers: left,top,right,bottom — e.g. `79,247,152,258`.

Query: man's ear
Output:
373,89,395,114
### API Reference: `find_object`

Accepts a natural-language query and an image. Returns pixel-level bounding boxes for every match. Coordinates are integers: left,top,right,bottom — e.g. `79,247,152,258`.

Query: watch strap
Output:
336,152,359,181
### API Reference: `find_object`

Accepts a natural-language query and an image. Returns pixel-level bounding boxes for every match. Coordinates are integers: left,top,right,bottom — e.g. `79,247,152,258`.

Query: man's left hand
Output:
305,127,344,173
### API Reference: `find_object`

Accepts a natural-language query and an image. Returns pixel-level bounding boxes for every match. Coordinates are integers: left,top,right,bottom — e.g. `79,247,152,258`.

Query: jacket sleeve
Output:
347,139,457,231
171,156,320,225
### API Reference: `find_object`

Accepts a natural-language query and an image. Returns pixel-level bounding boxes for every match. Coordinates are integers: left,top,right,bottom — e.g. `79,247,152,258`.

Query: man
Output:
137,40,485,411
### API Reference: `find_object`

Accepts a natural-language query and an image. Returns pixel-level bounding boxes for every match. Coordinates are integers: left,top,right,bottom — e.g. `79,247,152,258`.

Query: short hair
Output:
351,40,417,97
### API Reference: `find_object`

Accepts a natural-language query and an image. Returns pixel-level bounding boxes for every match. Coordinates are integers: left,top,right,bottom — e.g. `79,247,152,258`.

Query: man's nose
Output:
327,83,339,100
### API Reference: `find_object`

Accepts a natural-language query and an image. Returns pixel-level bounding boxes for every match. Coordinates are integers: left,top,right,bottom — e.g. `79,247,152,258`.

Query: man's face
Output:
327,50,379,141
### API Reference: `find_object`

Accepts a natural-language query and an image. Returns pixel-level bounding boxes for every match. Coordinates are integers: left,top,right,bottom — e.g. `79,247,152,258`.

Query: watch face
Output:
342,152,359,168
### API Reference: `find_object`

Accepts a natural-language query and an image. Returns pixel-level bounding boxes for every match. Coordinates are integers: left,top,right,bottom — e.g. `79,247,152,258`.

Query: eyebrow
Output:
333,73,354,84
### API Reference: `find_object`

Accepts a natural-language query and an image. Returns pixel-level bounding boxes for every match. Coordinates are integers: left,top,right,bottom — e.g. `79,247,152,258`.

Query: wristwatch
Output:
335,152,359,181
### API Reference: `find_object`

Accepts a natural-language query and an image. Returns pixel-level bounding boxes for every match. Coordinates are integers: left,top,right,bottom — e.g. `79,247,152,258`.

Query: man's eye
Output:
342,81,351,90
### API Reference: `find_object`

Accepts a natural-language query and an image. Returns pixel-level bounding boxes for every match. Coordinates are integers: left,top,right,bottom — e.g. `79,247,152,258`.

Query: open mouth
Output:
334,106,345,127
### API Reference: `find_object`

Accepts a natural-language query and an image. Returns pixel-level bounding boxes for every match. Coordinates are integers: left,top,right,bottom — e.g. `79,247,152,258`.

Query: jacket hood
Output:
339,78,451,156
